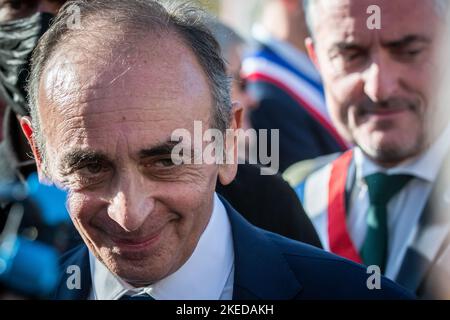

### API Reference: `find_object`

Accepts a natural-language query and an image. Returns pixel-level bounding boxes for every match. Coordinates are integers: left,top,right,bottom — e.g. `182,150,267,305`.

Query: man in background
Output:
295,0,450,298
242,0,348,172
207,18,322,246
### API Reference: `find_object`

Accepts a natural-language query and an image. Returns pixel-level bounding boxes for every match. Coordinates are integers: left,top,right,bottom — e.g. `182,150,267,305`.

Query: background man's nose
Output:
363,56,400,102
107,176,155,232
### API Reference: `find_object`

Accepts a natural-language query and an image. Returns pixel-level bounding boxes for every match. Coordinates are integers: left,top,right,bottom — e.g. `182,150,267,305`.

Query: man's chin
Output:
359,140,422,166
108,257,168,286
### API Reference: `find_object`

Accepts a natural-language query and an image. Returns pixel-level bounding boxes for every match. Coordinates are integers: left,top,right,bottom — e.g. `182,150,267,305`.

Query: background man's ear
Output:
232,101,244,131
281,0,300,11
20,116,46,181
218,102,242,186
305,37,320,71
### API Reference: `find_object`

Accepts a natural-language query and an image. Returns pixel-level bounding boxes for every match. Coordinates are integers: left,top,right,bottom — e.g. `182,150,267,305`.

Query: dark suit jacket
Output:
249,81,345,172
54,197,413,300
217,163,322,247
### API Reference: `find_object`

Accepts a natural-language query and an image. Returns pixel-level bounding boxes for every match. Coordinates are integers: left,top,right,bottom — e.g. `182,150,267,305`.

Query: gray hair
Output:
304,0,449,38
27,0,232,162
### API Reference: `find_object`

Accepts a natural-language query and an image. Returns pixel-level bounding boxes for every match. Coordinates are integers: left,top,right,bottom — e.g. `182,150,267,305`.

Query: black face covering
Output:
0,12,53,116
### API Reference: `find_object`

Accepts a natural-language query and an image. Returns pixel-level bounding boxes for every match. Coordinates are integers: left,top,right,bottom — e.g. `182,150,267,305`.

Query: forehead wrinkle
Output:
39,30,214,168
55,113,193,162
318,0,443,51
41,59,82,113
42,30,212,114
40,33,149,111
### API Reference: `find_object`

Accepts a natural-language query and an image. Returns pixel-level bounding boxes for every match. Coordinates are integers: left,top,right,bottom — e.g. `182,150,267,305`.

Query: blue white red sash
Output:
299,150,361,263
327,150,362,263
242,47,348,150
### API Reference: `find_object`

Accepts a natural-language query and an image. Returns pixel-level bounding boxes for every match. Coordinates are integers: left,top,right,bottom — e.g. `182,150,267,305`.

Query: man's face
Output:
308,0,446,165
32,34,237,285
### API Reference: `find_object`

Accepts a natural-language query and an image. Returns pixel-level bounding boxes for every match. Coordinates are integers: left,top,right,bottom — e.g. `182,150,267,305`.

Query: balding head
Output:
28,0,232,166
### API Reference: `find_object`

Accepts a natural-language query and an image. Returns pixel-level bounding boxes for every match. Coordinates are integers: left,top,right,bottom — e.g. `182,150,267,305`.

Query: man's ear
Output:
20,116,46,181
218,102,242,186
305,37,320,71
282,0,300,11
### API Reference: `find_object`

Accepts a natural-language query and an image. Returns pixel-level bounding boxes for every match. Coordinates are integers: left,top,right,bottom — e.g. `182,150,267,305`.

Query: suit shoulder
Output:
53,244,90,299
263,231,414,299
59,244,88,267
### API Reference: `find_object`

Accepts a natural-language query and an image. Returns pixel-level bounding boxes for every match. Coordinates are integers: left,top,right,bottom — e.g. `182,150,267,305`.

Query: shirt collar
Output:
251,24,321,83
90,192,234,300
354,124,450,183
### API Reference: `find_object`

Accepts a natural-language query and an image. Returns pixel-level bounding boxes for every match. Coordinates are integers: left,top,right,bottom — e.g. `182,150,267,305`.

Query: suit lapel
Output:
220,196,302,300
395,166,450,294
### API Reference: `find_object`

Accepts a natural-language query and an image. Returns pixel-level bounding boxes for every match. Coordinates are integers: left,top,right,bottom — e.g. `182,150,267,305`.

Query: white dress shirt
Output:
88,193,235,300
349,125,450,280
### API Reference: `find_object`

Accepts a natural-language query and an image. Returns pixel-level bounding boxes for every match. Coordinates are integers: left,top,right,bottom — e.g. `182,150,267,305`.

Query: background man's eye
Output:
406,49,422,56
343,50,364,62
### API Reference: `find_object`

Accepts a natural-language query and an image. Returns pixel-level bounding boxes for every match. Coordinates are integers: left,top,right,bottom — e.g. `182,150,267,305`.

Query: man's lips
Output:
362,107,411,118
110,230,163,251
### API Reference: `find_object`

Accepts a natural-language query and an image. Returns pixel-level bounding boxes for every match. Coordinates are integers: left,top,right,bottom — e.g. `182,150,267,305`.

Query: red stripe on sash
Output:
328,150,362,263
246,73,349,150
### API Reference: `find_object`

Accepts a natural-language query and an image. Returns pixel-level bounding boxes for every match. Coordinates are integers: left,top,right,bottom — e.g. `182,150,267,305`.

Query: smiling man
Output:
21,0,412,300
293,0,450,298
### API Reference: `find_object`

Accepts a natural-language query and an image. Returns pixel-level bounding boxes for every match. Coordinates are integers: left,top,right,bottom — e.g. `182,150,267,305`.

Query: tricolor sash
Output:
327,150,362,263
298,150,361,263
242,46,348,150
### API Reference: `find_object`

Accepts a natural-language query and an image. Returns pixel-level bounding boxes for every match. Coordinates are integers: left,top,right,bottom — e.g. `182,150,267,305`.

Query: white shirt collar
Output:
354,124,450,183
89,193,234,300
251,24,322,83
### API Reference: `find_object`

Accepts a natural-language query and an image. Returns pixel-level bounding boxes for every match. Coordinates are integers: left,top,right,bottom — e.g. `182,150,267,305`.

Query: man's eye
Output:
154,158,175,167
85,163,104,174
342,50,365,62
393,46,426,60
404,48,423,57
77,162,108,175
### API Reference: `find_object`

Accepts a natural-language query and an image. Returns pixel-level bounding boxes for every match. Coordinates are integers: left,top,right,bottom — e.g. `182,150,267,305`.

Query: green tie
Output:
360,173,413,273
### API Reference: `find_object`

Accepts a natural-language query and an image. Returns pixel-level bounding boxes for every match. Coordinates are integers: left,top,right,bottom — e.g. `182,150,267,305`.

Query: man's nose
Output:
107,174,155,232
363,54,400,102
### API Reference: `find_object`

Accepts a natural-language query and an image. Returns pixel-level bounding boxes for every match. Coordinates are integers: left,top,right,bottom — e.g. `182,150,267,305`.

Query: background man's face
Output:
36,34,231,285
310,0,446,165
